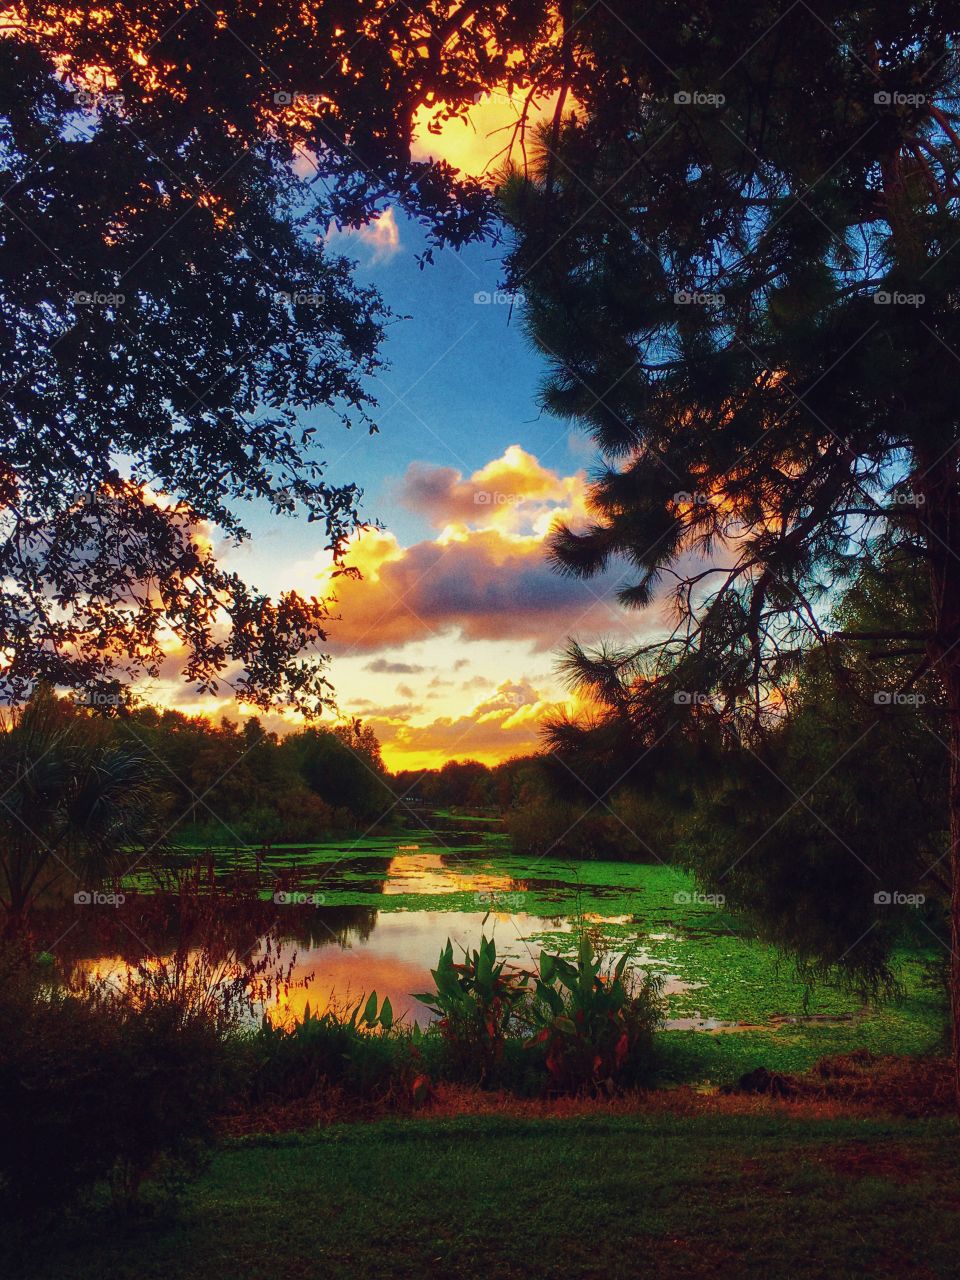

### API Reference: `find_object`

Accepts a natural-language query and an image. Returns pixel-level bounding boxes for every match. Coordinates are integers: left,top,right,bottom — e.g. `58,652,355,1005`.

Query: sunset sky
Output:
151,93,655,771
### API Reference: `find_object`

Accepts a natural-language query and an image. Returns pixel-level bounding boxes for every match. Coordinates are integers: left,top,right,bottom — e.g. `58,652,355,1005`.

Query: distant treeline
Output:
113,706,395,845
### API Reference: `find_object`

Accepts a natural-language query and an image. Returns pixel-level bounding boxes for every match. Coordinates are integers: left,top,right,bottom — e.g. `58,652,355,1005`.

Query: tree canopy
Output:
1,1,558,710
501,1,960,1085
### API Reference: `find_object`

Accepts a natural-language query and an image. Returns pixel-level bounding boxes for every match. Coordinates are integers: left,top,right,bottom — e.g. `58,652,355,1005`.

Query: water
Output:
52,835,905,1037
272,909,560,1025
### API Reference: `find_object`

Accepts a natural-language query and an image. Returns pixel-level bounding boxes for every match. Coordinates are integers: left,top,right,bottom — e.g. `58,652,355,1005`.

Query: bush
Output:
0,944,233,1223
415,936,529,1085
527,934,664,1093
245,994,418,1106
506,799,628,860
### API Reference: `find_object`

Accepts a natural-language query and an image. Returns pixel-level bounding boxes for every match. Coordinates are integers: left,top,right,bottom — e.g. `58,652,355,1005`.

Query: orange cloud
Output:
368,677,562,769
394,444,589,533
326,206,401,263
321,522,629,656
411,87,566,179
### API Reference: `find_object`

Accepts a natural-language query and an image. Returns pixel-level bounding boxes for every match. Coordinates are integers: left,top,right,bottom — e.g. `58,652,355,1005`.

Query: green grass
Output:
8,1112,960,1279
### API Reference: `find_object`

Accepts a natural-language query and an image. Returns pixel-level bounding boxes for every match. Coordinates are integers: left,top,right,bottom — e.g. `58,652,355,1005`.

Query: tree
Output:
285,724,391,825
501,3,960,1092
687,550,948,994
0,687,158,921
2,2,555,711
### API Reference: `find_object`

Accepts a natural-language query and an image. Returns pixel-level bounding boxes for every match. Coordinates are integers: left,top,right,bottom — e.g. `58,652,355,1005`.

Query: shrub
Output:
0,943,234,1223
415,936,529,1085
246,994,416,1106
527,934,664,1093
506,799,627,860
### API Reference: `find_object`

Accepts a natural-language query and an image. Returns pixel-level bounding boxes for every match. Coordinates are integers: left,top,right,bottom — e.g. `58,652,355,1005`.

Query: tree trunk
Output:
918,447,960,1111
948,682,960,1109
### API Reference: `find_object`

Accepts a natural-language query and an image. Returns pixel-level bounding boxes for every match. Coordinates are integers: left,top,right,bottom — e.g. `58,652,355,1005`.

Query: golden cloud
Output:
395,444,589,533
367,678,562,768
411,87,566,179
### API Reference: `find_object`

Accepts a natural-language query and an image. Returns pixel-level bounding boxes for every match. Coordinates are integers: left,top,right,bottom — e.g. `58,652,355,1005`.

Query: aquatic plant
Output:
527,933,664,1093
415,935,528,1084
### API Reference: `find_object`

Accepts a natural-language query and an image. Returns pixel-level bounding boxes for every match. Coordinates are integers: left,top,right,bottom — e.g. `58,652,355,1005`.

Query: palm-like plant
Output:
0,687,157,922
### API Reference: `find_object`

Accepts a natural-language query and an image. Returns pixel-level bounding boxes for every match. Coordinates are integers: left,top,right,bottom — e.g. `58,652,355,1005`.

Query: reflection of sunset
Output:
268,910,540,1029
381,853,517,896
271,946,432,1029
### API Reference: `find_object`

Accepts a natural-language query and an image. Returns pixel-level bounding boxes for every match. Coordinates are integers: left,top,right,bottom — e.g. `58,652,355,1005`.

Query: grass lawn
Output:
8,1111,960,1279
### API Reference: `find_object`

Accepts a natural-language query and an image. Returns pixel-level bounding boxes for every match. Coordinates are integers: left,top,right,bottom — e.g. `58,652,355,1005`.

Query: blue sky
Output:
307,213,586,545
179,119,646,769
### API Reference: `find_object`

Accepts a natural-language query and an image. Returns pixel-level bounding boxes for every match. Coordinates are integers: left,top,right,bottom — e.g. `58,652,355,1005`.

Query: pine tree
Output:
502,1,960,1098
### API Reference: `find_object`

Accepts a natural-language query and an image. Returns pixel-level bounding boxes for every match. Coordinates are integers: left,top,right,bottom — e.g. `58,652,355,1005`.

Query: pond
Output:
56,827,945,1078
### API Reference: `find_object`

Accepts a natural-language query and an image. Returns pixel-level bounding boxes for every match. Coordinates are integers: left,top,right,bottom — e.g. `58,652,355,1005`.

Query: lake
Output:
54,826,945,1079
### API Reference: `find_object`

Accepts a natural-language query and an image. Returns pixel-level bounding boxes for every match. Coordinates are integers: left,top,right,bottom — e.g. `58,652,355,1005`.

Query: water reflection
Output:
32,848,737,1034
381,853,519,898
271,909,550,1026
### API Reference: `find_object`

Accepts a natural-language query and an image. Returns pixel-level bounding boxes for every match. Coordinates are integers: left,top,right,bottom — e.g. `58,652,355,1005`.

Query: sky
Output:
154,95,657,771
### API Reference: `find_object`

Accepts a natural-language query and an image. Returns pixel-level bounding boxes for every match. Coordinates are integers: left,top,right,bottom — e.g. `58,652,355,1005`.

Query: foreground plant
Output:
0,938,235,1223
527,935,664,1094
416,936,528,1084
249,993,418,1107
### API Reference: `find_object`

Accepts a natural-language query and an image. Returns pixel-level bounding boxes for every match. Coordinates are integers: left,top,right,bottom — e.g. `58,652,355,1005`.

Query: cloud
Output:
364,658,426,674
308,446,661,658
358,207,401,262
366,678,561,767
410,88,568,179
321,523,636,655
327,207,401,264
395,445,585,532
367,702,421,719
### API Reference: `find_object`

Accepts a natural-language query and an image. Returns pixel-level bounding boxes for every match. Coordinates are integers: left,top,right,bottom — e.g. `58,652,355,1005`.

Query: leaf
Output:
379,996,393,1030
